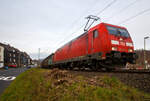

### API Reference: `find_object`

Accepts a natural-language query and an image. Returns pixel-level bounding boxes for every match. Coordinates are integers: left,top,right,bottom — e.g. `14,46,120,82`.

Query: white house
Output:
0,45,4,68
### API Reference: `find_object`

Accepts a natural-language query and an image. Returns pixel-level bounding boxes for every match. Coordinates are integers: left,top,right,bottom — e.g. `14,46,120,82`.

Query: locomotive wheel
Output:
91,63,98,71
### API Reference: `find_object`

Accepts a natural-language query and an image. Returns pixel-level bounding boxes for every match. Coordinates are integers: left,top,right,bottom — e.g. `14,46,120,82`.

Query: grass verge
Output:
0,68,150,101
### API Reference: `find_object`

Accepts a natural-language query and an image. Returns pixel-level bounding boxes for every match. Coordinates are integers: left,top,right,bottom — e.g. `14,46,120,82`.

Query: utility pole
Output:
144,36,149,69
19,52,21,67
38,48,40,67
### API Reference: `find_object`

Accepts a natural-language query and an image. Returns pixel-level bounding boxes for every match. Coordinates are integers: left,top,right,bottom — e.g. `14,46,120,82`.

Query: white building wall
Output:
0,46,4,68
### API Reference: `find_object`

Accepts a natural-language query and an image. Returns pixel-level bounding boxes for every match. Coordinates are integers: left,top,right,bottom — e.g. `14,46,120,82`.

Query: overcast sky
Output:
0,0,150,59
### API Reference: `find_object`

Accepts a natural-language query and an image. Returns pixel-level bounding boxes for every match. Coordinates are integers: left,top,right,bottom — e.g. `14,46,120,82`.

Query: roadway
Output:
0,68,28,95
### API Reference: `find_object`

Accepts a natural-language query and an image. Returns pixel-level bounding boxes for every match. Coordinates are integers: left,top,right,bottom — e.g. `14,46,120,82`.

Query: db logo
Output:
0,76,16,81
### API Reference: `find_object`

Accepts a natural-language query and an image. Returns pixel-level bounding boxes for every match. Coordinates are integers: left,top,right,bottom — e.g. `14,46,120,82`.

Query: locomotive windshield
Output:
106,26,129,37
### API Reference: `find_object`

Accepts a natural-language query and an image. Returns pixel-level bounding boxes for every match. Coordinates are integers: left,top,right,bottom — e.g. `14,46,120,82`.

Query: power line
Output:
54,24,85,50
53,0,102,50
38,48,40,65
105,0,141,22
65,0,100,31
68,0,117,35
40,24,85,55
55,0,117,50
95,0,117,16
47,0,117,52
118,8,150,25
83,0,117,30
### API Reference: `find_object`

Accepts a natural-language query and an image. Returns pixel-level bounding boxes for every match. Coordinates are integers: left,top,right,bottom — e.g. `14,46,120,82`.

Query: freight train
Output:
41,23,137,70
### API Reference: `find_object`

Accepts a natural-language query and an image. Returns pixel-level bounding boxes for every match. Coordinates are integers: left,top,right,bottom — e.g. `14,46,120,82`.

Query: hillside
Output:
0,68,150,101
135,49,150,65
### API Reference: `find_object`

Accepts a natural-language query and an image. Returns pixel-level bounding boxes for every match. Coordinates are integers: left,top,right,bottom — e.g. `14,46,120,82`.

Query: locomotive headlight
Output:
112,47,117,51
128,49,133,52
126,42,133,47
111,40,119,45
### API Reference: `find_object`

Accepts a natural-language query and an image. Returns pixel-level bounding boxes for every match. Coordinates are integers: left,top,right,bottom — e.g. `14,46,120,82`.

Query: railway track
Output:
110,69,150,73
64,68,150,93
65,66,150,74
43,66,150,93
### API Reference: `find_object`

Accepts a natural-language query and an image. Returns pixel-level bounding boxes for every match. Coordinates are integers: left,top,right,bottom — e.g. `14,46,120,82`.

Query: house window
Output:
14,59,16,62
13,54,15,57
10,58,12,62
10,53,11,57
93,30,98,38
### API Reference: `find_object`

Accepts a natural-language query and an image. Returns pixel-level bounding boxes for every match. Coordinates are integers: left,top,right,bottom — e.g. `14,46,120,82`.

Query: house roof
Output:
0,42,32,60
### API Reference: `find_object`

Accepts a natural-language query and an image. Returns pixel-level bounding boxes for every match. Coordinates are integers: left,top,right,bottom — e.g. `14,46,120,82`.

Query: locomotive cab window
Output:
107,26,129,37
93,30,98,38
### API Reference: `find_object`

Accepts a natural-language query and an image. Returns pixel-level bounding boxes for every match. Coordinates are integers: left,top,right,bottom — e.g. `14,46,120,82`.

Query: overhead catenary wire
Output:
40,0,100,55
105,0,141,22
51,0,101,50
95,0,117,16
40,23,85,55
41,1,150,59
55,0,118,50
64,0,100,31
55,24,85,49
118,8,150,25
89,0,117,27
42,0,118,56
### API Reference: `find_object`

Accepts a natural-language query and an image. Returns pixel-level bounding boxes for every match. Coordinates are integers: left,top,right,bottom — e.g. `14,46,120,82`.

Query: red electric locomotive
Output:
49,22,137,70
